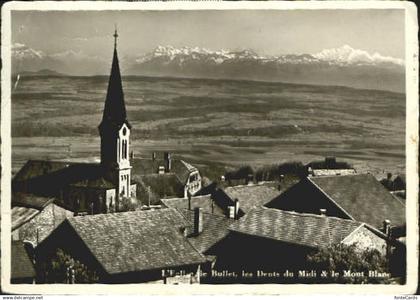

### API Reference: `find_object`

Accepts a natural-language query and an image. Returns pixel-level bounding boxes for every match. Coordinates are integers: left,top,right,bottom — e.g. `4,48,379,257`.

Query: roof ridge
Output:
253,206,362,224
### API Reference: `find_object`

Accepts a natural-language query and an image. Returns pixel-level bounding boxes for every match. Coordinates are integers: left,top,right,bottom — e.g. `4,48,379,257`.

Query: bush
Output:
45,248,99,283
306,244,391,283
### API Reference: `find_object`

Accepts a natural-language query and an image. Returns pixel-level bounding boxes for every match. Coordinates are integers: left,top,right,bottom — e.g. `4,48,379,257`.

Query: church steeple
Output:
98,29,133,201
99,27,130,132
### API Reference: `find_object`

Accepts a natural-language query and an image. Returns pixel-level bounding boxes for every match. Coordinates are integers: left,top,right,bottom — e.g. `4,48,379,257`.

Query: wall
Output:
184,171,202,198
63,186,110,214
342,226,387,256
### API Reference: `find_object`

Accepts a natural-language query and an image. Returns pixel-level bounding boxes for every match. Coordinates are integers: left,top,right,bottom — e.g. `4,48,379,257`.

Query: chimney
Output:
193,207,203,235
152,152,156,161
234,198,240,219
188,191,192,210
320,208,327,216
382,219,391,236
164,152,171,172
228,206,235,219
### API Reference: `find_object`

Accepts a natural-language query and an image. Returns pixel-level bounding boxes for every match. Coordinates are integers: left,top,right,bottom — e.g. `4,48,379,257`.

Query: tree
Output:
45,248,99,283
119,196,139,212
306,244,391,283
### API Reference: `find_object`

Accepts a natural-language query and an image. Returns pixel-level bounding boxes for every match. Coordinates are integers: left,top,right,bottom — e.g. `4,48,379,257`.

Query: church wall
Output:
106,189,117,212
63,186,110,215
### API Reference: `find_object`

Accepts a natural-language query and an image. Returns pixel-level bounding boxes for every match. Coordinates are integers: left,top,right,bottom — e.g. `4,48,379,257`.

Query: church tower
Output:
99,28,132,200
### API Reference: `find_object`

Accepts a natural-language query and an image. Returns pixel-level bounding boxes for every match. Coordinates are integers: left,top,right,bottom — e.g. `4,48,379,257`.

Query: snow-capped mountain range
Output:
12,43,405,92
135,44,403,67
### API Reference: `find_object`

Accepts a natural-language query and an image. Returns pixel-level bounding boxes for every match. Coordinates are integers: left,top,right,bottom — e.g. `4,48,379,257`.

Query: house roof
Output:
12,193,53,210
11,241,35,280
161,195,225,216
132,157,197,184
66,208,207,274
12,193,54,230
308,174,405,228
134,173,185,199
223,184,281,214
229,207,363,249
177,209,236,254
12,206,40,231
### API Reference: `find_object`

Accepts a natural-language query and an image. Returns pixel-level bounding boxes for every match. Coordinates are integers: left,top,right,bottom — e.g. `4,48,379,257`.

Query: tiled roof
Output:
309,174,405,228
178,209,236,254
132,157,196,184
12,193,53,210
229,207,362,249
13,160,71,182
11,241,35,280
223,184,281,214
12,160,106,196
66,208,207,274
12,206,40,230
12,193,54,230
161,195,225,216
134,173,185,199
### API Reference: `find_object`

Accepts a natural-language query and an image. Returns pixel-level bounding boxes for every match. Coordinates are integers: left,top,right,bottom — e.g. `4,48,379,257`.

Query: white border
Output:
1,1,418,295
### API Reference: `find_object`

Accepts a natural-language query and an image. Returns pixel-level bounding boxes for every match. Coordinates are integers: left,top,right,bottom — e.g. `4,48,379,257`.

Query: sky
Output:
12,9,405,60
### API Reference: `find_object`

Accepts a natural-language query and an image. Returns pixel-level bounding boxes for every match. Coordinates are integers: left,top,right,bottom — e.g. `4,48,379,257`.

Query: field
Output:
11,75,405,179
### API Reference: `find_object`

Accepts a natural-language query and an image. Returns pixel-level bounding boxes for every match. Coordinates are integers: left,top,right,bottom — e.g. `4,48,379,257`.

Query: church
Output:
13,30,137,214
13,30,203,214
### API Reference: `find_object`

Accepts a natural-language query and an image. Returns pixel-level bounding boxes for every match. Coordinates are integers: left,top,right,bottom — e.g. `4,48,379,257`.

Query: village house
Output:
207,206,394,283
164,181,280,220
132,152,202,203
12,193,73,246
306,157,356,177
35,208,208,284
265,173,406,234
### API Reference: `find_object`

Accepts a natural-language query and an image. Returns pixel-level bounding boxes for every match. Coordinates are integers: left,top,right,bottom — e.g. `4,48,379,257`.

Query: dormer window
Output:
122,127,127,136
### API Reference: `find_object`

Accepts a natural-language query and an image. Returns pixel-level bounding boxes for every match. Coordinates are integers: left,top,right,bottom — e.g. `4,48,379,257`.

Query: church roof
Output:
99,36,130,131
12,160,114,197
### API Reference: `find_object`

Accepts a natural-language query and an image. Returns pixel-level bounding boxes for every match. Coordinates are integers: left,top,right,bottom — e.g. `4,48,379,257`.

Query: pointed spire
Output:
113,24,118,50
99,28,130,130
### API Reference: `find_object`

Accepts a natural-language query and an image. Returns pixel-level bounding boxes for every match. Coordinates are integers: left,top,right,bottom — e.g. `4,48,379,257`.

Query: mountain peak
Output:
313,45,404,66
